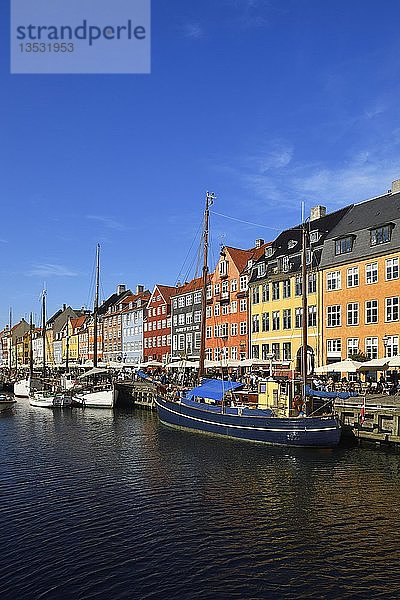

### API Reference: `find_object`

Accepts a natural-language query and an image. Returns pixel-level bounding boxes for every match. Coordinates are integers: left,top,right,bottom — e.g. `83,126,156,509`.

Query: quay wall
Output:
335,396,400,447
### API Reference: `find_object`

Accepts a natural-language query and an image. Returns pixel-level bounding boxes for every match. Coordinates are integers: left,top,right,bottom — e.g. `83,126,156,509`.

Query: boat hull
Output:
0,396,17,411
29,393,77,408
73,387,118,409
14,379,30,397
155,397,341,448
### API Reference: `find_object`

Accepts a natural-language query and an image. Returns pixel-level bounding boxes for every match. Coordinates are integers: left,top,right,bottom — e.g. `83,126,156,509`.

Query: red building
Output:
143,284,176,364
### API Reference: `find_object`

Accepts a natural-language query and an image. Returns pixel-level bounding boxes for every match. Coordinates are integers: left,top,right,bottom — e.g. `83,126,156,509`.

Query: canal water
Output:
1,400,400,600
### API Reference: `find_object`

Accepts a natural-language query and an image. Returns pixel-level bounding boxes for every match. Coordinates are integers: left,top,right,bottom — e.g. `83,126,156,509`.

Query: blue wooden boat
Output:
154,379,341,448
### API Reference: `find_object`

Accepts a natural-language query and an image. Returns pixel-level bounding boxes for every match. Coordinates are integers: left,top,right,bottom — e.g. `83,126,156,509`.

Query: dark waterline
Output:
1,400,400,599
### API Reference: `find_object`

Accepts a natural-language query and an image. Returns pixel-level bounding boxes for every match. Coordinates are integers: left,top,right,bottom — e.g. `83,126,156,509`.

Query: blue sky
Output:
2,0,400,327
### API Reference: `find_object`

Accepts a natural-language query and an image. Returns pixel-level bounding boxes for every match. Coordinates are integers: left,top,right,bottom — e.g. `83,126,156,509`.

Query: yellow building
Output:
249,206,351,376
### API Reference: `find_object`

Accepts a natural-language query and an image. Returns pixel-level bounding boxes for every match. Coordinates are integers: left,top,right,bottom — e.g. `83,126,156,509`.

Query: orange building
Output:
205,240,269,362
320,186,400,363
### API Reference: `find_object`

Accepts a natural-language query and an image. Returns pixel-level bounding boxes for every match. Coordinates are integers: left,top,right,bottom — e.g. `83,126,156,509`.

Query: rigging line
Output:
174,220,203,286
210,210,281,232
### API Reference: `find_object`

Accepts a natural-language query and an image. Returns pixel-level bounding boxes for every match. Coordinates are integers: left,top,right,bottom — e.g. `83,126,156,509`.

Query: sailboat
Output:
71,244,118,409
29,291,75,408
154,192,341,448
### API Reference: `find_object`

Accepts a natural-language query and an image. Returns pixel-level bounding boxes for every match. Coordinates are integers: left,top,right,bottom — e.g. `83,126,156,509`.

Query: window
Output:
178,334,185,350
327,271,341,291
365,300,378,324
283,342,292,361
261,344,270,360
295,275,302,296
386,258,399,281
240,322,247,335
366,262,378,284
347,302,359,326
308,305,317,327
231,323,238,336
386,297,399,322
206,306,212,318
385,335,399,357
370,225,391,246
221,304,229,315
295,307,303,328
178,314,184,325
258,263,266,277
347,267,359,288
335,237,353,255
283,279,291,298
252,345,260,359
230,279,237,292
231,301,237,313
309,231,320,243
239,275,248,291
271,343,280,360
206,285,212,299
262,312,270,331
272,311,280,330
252,287,260,304
178,297,184,308
262,284,269,302
282,256,290,272
239,299,247,312
308,273,316,294
173,315,177,326
186,313,193,325
252,315,260,333
194,291,201,304
194,332,201,349
214,283,220,295
214,304,220,316
231,346,238,359
327,305,341,327
347,338,359,358
283,309,291,329
206,326,212,339
221,280,229,293
365,337,378,359
272,282,280,300
327,339,341,353
186,295,192,306
219,260,228,276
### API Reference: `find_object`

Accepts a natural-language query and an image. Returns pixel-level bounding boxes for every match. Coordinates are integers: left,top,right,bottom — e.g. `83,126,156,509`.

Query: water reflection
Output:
0,401,399,599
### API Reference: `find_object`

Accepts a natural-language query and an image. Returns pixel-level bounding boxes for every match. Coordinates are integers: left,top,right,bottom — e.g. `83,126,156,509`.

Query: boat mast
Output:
29,312,34,378
93,243,100,368
301,220,308,403
8,307,12,372
199,191,215,380
42,289,47,378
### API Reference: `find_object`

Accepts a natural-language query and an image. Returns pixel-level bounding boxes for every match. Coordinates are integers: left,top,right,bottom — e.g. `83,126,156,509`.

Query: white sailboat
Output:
71,245,118,409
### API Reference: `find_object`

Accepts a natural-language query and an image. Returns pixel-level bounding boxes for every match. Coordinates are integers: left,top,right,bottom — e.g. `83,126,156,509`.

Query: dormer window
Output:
335,236,354,255
288,239,298,249
247,259,254,269
265,246,274,258
309,231,320,244
370,224,392,246
282,256,290,272
219,260,228,276
258,262,266,277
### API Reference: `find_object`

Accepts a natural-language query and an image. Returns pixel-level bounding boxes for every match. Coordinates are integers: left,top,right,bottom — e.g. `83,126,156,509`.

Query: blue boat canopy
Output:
187,378,243,402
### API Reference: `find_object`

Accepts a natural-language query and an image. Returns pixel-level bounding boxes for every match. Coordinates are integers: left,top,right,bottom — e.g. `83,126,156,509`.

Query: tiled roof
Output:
70,315,86,329
155,284,179,304
224,241,271,273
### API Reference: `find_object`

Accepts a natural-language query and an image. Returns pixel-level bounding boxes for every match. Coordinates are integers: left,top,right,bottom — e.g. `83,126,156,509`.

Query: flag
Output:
359,395,366,425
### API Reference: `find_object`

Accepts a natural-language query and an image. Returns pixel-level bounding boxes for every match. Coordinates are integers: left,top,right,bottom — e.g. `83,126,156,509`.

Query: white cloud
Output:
86,215,127,230
181,23,203,39
27,264,78,277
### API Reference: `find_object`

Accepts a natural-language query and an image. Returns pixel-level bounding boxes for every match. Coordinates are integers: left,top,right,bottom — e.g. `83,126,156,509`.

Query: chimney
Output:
310,205,326,221
136,284,144,294
116,284,126,295
391,179,400,194
255,238,264,249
